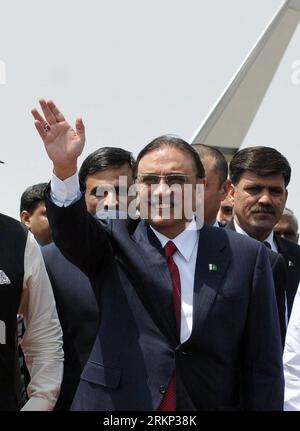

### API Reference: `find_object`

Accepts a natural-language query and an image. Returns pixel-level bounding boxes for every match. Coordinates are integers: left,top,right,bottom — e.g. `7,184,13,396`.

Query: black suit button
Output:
159,385,167,394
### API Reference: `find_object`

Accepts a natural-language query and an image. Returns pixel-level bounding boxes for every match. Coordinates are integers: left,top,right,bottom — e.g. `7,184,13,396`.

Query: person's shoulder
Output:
203,223,262,250
0,212,23,227
277,235,300,252
41,241,60,258
0,212,28,237
276,235,300,263
99,213,141,235
41,242,72,270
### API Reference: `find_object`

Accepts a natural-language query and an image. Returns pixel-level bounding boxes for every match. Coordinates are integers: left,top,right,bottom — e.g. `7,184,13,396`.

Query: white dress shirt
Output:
19,232,63,411
150,221,199,343
50,172,200,344
283,284,300,410
51,171,81,207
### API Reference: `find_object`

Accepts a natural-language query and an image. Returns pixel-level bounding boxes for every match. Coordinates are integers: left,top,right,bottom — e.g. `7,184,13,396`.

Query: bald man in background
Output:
192,144,231,226
274,208,299,244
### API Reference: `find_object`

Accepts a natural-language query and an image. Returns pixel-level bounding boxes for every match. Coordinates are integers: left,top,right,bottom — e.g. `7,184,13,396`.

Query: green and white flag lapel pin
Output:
208,263,218,272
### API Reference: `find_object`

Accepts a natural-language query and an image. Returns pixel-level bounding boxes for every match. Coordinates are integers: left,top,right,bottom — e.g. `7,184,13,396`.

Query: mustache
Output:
251,205,276,215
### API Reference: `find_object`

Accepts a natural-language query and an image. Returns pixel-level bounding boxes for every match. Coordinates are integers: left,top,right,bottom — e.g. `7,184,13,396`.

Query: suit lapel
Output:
131,222,231,343
191,225,231,338
131,220,178,344
275,235,295,265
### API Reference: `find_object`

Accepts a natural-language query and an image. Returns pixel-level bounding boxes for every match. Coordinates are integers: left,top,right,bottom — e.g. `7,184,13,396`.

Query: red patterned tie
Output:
158,241,181,411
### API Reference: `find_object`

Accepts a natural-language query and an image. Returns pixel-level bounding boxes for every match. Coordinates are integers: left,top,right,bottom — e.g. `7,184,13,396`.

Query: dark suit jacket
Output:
41,243,99,410
46,194,284,411
226,219,287,345
275,235,300,318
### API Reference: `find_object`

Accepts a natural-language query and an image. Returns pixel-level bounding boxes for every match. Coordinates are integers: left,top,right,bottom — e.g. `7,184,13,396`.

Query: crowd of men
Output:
0,98,300,411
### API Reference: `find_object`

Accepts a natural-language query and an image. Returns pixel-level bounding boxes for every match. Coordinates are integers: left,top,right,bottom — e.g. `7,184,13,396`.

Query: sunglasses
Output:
137,173,195,187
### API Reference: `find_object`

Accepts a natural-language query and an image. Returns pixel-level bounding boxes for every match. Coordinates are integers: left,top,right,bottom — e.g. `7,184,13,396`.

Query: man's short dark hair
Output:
229,146,291,186
136,135,205,178
79,147,136,185
20,183,48,214
192,144,228,186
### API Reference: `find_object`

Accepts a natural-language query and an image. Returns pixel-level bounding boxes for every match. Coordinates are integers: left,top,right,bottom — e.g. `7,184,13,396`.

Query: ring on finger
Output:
43,123,51,132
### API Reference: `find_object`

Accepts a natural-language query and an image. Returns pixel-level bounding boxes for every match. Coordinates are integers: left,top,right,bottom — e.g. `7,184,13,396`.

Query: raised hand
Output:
31,99,85,179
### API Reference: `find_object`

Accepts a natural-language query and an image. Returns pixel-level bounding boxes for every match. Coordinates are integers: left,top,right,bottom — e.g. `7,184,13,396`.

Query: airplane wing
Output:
190,0,300,155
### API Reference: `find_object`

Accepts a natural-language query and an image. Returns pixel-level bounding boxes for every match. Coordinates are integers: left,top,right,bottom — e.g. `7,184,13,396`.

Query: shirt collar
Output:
150,219,199,262
263,231,278,252
233,219,278,252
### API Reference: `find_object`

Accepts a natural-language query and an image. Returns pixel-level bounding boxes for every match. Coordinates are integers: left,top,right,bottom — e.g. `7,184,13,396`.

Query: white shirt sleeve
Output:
283,283,300,411
19,232,64,411
50,171,81,207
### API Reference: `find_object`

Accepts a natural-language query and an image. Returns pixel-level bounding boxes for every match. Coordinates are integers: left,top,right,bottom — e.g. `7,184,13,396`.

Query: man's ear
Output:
20,210,31,229
284,188,288,205
228,183,235,204
220,179,232,200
